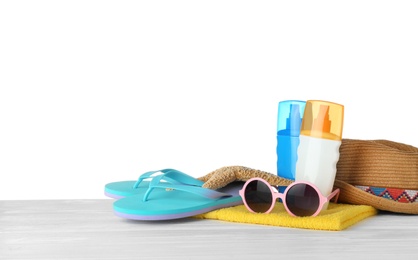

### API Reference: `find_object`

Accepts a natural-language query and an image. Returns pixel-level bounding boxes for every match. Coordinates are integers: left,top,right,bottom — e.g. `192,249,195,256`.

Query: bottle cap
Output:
300,100,344,140
277,100,306,137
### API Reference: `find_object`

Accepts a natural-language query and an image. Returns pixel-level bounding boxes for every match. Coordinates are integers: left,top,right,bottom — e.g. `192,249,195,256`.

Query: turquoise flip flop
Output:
104,168,204,199
113,174,244,220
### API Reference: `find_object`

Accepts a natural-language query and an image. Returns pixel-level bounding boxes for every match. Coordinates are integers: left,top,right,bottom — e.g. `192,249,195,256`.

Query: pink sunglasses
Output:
239,177,340,217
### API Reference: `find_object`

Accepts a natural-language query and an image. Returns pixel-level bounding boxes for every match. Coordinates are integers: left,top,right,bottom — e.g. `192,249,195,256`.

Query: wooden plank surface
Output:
1,199,418,259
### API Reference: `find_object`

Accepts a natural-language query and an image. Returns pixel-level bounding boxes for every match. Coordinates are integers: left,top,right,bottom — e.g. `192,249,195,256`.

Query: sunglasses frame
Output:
239,177,340,217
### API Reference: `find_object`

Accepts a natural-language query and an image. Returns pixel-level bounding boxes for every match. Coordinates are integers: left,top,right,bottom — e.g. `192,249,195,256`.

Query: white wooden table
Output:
1,199,417,259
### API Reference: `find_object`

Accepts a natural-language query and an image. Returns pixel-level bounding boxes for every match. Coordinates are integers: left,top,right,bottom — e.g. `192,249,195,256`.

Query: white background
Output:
1,1,417,200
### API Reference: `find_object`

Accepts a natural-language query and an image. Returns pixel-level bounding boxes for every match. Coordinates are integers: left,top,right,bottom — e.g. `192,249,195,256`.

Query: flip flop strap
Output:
133,168,204,188
143,174,231,202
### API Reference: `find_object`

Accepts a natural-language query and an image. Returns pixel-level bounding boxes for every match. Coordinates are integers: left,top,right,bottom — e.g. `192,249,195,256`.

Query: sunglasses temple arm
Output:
327,188,340,203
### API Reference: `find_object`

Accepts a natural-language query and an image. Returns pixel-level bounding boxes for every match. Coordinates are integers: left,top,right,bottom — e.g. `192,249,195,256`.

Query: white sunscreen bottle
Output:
295,100,344,210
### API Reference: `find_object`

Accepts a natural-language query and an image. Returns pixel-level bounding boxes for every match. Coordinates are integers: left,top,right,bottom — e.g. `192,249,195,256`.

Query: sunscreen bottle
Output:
295,100,344,209
276,100,306,181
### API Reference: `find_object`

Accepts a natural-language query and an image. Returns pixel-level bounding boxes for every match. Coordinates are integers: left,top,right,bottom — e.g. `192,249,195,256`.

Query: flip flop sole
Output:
114,198,242,220
113,182,243,220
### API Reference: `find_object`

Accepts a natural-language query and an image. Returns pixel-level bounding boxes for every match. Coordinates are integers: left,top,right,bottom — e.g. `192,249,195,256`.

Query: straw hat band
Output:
334,180,418,215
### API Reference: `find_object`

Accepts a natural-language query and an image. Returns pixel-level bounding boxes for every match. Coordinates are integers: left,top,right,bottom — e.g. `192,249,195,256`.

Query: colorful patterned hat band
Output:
198,139,418,214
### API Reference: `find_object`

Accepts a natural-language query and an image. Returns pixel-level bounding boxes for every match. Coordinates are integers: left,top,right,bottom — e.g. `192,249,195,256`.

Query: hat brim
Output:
334,180,418,214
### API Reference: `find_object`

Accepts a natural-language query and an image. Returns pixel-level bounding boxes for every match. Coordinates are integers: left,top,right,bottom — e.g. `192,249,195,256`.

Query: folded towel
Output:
194,203,377,231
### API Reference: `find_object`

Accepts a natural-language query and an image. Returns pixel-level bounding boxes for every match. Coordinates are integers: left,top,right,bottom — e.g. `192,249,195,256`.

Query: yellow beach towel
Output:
195,203,377,231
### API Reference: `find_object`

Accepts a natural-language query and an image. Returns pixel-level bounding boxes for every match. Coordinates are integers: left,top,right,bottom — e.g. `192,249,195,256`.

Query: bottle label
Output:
295,135,341,197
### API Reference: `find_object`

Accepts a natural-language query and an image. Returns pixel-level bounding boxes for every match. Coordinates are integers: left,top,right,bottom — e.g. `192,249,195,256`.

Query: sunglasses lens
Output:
244,180,273,213
285,184,320,217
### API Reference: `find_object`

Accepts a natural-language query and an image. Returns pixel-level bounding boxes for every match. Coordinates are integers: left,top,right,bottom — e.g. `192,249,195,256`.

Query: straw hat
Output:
198,138,418,214
335,138,418,214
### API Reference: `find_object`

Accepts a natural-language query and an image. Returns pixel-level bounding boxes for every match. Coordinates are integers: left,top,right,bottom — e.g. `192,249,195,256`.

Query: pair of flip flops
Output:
104,169,243,220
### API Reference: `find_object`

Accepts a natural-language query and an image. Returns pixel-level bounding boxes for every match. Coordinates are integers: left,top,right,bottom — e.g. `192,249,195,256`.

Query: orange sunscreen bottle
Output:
295,100,344,210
